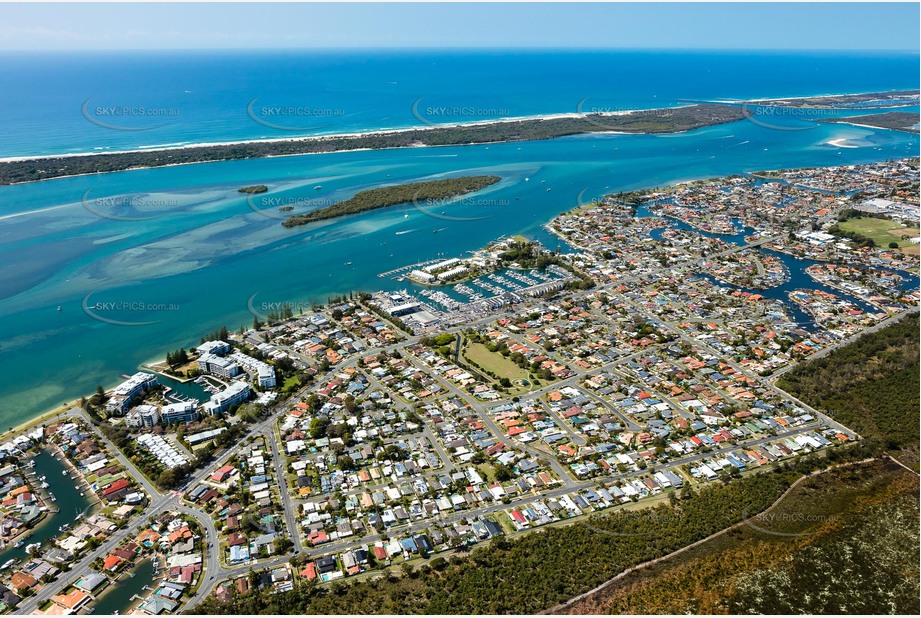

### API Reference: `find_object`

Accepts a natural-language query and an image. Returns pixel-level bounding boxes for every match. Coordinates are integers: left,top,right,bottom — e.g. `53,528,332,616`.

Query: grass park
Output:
462,342,534,394
838,217,920,255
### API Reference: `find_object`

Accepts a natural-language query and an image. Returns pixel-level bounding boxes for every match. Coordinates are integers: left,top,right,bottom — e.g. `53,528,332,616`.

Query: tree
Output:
274,536,294,554
888,241,899,249
310,417,330,439
494,463,513,482
430,556,448,571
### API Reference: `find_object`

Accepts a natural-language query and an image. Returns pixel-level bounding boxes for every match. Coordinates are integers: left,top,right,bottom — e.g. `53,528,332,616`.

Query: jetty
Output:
377,258,446,280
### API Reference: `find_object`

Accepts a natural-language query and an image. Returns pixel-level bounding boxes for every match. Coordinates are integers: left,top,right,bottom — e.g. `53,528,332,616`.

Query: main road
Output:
14,236,892,611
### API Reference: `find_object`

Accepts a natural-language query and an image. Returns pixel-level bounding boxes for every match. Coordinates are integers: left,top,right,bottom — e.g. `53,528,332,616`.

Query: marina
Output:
0,450,94,567
0,48,917,434
87,559,157,616
0,8,916,614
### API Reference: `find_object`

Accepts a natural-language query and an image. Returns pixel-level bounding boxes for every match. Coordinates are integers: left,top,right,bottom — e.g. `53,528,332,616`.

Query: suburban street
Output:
14,243,905,613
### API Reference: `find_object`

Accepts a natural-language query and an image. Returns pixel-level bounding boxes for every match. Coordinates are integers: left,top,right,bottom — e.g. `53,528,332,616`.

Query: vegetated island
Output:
281,175,500,227
0,104,747,186
818,111,920,134
237,184,268,194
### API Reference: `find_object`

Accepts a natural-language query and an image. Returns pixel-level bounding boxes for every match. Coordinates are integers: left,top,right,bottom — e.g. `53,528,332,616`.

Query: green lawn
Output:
476,462,498,483
462,342,532,393
496,514,517,535
839,217,920,251
283,375,301,390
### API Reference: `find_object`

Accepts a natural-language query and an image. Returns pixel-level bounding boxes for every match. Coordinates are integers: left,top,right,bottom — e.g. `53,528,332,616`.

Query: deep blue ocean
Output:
0,49,918,156
0,50,918,426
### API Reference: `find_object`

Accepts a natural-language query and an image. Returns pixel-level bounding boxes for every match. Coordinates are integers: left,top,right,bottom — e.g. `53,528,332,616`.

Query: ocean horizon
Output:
0,48,917,158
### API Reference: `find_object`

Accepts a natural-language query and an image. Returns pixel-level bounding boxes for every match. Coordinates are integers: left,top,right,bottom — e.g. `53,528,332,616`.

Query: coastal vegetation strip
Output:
0,104,745,186
558,459,919,615
745,90,918,108
281,176,500,227
819,111,920,134
237,185,268,194
777,312,920,456
1,92,916,188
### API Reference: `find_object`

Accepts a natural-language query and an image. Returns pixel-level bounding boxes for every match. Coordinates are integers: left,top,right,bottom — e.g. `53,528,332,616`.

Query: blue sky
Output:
0,2,918,51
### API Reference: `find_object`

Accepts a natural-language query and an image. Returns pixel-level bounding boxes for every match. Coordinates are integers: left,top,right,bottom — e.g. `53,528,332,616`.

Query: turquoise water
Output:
158,375,208,404
0,49,918,425
0,49,917,158
0,117,916,425
645,208,909,327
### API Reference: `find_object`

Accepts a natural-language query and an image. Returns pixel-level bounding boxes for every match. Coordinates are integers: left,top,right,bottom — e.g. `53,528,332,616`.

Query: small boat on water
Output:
13,533,31,548
313,185,322,190
1,559,19,571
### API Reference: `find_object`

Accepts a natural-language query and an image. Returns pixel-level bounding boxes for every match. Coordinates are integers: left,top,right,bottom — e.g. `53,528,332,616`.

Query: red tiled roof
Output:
102,478,131,496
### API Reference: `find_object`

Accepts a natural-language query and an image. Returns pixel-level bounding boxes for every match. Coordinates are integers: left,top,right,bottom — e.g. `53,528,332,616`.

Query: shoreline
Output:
2,157,917,441
0,108,653,164
0,400,84,444
823,120,920,135
0,89,915,188
0,137,591,189
3,89,915,164
88,557,156,615
684,89,918,106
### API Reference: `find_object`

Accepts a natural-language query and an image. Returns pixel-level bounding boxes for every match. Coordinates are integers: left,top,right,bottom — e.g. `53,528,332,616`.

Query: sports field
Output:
839,217,919,254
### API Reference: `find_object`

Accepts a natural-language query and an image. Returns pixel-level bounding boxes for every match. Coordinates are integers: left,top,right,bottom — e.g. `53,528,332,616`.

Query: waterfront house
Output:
74,570,107,594
51,589,92,613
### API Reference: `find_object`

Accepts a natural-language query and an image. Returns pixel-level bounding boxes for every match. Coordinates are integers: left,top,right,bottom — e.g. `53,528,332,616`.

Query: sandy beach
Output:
826,138,860,148
0,398,82,442
3,88,909,166
0,107,655,164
